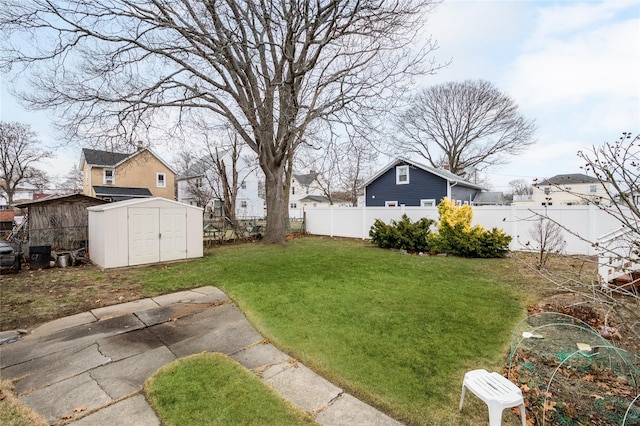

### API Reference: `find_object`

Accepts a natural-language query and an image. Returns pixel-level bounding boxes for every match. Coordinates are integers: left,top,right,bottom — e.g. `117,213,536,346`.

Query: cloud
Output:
506,2,640,108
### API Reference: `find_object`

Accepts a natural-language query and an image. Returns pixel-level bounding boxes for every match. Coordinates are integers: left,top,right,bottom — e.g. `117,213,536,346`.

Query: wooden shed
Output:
15,194,108,250
87,197,203,269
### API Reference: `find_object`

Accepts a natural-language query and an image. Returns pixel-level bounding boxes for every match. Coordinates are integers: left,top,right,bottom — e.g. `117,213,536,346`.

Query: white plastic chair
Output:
459,369,526,426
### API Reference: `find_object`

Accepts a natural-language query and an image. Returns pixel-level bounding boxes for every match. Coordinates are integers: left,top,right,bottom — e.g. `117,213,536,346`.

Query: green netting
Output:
507,313,640,425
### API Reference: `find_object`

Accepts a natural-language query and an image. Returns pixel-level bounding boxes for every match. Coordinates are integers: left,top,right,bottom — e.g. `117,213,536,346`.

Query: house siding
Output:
365,164,448,207
82,150,175,200
452,185,478,204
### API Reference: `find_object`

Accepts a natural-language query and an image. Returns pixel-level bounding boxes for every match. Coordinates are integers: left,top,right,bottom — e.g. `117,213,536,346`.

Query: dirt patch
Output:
0,263,148,332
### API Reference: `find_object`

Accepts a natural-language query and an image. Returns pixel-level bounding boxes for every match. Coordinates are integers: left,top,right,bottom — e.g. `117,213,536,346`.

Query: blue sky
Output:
1,0,638,192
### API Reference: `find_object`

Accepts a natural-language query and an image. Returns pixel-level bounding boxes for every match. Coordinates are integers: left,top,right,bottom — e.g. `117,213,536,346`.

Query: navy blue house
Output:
363,158,483,207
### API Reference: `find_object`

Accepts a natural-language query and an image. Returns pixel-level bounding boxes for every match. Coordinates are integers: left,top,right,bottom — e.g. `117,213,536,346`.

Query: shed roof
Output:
87,197,202,212
15,193,108,208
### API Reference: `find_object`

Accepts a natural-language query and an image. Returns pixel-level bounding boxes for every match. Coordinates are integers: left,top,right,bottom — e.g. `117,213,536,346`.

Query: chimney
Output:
442,163,450,171
137,140,144,151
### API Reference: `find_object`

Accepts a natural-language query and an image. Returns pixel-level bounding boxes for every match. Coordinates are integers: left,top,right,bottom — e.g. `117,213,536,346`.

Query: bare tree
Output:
526,217,567,269
60,164,83,194
0,121,52,204
395,80,536,177
516,132,640,350
509,178,533,196
1,0,442,243
179,125,260,228
298,134,377,206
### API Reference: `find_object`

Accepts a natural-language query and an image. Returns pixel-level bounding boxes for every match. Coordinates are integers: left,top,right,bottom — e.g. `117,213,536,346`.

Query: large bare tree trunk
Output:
262,161,287,244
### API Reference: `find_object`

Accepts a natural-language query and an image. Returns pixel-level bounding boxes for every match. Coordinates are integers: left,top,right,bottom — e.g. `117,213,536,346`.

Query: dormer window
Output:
396,165,409,185
103,169,115,185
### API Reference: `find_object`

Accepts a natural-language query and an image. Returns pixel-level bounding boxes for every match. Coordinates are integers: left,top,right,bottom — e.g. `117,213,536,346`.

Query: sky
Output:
0,0,639,193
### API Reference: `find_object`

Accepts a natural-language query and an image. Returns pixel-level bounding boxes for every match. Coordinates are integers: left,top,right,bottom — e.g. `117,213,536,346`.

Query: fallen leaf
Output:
61,413,74,419
592,394,604,400
544,399,557,412
74,405,87,413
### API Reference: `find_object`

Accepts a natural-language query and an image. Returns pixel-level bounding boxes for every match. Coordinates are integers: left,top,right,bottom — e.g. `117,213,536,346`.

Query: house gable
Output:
364,158,482,207
81,147,176,200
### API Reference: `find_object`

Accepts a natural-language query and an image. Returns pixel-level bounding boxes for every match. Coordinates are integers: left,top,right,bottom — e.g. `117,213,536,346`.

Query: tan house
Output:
80,147,176,201
513,173,612,206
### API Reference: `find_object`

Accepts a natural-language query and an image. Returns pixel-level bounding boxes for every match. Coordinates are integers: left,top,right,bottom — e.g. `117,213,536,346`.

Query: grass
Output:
0,379,48,426
136,237,533,425
144,353,317,426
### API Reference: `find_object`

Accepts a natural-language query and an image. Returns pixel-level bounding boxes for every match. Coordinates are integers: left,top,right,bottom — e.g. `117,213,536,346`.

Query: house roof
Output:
15,193,108,208
81,147,177,174
537,174,601,185
299,195,350,204
81,148,130,167
92,186,153,200
293,172,318,186
176,155,217,180
364,157,484,190
299,195,329,203
472,192,505,205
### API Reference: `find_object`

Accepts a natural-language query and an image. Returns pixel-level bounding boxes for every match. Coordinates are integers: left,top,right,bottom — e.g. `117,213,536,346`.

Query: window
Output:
103,169,114,185
241,180,247,190
385,201,398,207
544,187,550,195
292,186,295,195
420,199,436,207
396,165,409,185
195,177,203,188
590,185,597,193
240,200,248,209
156,173,166,188
290,203,297,209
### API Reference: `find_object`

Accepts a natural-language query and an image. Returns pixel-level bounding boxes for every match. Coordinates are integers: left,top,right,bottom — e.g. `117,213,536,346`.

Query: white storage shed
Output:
88,197,203,269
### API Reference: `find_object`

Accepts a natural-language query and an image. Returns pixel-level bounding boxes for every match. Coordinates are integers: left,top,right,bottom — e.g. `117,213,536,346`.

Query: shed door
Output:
129,208,160,266
160,208,187,261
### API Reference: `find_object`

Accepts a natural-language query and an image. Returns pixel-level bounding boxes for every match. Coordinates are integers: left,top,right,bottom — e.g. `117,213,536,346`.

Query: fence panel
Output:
305,205,627,255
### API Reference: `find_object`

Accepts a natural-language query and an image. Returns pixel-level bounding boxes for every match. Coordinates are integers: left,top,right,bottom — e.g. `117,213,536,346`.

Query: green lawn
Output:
145,353,317,426
139,237,528,425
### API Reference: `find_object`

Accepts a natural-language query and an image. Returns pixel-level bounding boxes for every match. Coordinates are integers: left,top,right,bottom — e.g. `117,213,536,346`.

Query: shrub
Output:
435,198,511,258
369,214,436,252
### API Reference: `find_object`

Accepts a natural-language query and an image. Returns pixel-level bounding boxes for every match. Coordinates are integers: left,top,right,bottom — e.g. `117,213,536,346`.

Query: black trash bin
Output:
29,245,51,269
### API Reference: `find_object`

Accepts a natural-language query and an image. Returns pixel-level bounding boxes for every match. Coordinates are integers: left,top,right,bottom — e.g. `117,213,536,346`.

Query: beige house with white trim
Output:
513,173,612,206
80,147,176,201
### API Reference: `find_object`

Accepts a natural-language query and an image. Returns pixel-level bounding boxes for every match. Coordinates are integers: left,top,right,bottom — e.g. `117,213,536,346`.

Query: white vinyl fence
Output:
304,205,627,256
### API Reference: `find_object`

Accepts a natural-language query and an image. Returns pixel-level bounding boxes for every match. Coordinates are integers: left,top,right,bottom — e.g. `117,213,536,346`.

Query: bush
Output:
435,199,511,258
369,214,436,252
369,200,512,258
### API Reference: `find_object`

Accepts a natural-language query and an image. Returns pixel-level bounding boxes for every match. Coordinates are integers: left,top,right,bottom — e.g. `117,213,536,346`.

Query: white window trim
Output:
103,169,115,185
396,165,409,185
385,201,398,207
156,173,166,188
420,199,436,207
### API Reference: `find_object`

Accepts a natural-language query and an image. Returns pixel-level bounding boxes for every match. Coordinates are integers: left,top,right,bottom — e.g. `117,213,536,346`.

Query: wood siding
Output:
365,163,448,207
28,197,106,249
